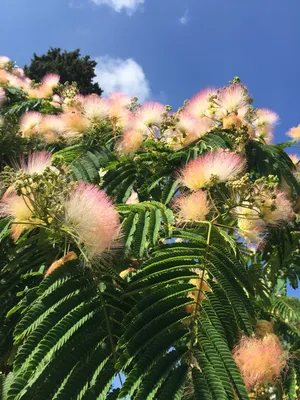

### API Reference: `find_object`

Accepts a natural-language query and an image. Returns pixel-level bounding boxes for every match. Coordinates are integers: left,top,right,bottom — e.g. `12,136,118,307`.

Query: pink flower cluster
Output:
233,334,288,391
0,151,120,257
179,149,246,190
0,55,289,150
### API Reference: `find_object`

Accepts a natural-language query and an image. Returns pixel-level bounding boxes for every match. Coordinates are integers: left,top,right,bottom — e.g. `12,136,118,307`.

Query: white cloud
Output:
90,0,144,15
179,8,189,25
94,56,151,102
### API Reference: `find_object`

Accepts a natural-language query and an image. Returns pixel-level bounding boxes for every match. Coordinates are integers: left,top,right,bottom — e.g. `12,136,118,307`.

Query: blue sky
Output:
1,0,300,294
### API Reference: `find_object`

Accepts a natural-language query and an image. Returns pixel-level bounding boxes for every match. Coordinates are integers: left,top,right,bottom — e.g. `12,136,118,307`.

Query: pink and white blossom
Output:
179,149,246,190
216,84,248,116
20,151,54,175
19,111,43,137
185,88,215,118
136,102,165,126
286,124,300,140
109,91,132,107
0,192,33,240
174,191,210,221
233,334,288,391
82,96,110,121
118,129,144,154
63,182,120,256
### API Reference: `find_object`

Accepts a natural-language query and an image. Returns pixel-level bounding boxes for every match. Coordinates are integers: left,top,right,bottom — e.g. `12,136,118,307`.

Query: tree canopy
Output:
24,48,103,95
0,56,300,400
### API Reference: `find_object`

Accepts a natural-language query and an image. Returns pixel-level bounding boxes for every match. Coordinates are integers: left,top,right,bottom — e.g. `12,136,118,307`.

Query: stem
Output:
208,190,220,218
192,222,212,319
213,222,236,230
98,283,123,387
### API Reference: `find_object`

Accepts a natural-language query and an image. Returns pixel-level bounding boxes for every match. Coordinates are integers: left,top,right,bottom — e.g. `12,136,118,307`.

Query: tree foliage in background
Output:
0,56,300,400
24,48,103,95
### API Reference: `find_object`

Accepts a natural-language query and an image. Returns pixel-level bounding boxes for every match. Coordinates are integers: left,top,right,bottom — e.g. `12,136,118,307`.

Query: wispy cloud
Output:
90,0,144,15
68,0,85,8
94,55,151,102
179,8,190,25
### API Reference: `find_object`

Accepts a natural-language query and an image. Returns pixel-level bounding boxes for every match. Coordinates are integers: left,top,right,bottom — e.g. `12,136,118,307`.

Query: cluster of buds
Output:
57,81,79,101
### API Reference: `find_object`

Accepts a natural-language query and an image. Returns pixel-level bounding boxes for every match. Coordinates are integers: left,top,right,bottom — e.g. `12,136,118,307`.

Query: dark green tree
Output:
24,48,103,95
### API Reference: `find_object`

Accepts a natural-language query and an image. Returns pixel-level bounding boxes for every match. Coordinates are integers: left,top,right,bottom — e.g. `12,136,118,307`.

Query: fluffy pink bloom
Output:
62,112,90,138
0,87,6,107
19,111,43,137
0,191,33,241
177,112,214,139
253,108,279,143
235,206,267,247
237,105,249,119
217,84,248,116
39,115,66,141
82,96,110,121
174,191,210,221
12,67,25,78
63,182,120,256
233,334,288,391
20,151,54,174
185,88,215,118
34,74,60,98
108,100,131,129
109,92,132,107
286,124,300,140
118,129,144,154
6,73,27,89
0,56,10,68
136,102,165,126
41,73,60,89
259,189,293,225
254,108,279,129
179,149,246,190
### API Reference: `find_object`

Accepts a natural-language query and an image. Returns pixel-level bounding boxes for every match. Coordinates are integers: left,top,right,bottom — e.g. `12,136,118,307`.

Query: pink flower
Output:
20,151,54,175
82,95,110,121
185,88,215,118
41,73,60,89
216,84,248,116
118,129,144,154
179,149,246,190
0,191,34,241
286,124,300,140
259,189,293,226
6,73,26,89
108,100,131,129
235,206,267,247
19,111,43,137
174,191,210,221
36,74,60,98
233,334,288,391
0,87,6,107
39,115,66,142
253,108,279,143
12,67,25,78
0,56,10,68
136,102,165,126
109,92,132,107
63,182,120,256
177,112,214,138
62,112,90,138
